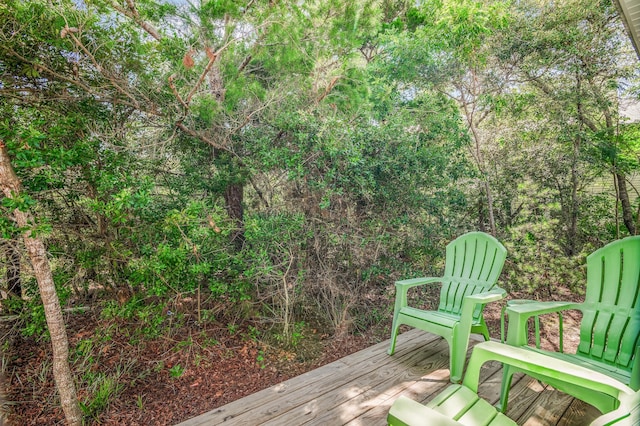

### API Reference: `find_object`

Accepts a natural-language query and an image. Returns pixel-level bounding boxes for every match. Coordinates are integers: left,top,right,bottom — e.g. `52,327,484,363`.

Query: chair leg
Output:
474,318,491,341
452,320,480,384
388,317,401,355
481,326,490,341
449,337,466,384
497,364,515,413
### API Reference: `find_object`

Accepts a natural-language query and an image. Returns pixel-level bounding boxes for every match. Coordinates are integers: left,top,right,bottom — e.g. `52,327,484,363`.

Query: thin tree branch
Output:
168,74,189,110
316,75,341,104
115,0,163,41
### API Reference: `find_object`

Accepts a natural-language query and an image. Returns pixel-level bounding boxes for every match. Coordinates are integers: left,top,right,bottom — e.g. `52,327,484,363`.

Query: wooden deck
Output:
177,329,602,426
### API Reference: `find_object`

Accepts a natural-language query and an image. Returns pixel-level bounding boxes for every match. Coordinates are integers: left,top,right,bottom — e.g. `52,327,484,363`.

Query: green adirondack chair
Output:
388,231,507,383
387,341,640,426
499,235,640,414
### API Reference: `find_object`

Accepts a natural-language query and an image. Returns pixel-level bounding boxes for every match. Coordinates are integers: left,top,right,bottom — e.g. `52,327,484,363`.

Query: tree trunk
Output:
477,197,486,232
86,181,108,238
0,141,82,426
616,172,636,235
5,237,21,298
225,182,245,250
565,136,581,256
464,102,496,236
483,179,497,236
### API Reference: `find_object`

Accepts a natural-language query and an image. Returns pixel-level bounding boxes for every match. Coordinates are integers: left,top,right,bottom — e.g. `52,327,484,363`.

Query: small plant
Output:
169,364,185,378
22,299,47,338
175,337,193,350
290,321,306,347
247,325,260,341
74,339,94,362
35,360,51,386
193,354,203,367
76,355,135,421
203,337,219,347
135,394,145,411
153,361,164,373
79,374,124,420
256,350,266,369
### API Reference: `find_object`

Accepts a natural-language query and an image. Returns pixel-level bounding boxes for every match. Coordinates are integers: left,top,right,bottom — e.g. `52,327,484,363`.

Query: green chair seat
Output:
523,346,633,386
399,308,485,329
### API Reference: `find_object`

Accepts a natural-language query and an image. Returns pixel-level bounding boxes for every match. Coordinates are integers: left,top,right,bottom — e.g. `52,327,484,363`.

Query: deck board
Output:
177,329,600,426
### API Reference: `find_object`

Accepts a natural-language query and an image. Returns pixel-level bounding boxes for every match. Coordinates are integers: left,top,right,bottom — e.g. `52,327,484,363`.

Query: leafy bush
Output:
242,211,310,343
503,221,587,296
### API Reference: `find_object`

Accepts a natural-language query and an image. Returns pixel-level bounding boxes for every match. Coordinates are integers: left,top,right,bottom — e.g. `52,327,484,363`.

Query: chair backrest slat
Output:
578,236,640,371
438,232,506,317
604,315,630,364
618,317,640,367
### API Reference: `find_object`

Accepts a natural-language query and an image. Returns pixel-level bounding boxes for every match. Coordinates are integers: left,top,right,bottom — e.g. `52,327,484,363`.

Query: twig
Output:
168,74,189,110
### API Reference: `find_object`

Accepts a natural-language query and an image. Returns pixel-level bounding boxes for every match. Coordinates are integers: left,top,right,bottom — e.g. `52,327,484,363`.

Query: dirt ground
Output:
3,310,389,425
2,289,584,426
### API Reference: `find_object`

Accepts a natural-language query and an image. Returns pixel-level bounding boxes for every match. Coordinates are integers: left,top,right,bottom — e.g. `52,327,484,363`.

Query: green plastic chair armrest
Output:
505,301,581,346
463,341,635,398
393,277,448,313
506,300,580,316
464,287,507,305
590,407,631,426
395,276,449,290
590,390,640,426
631,345,640,390
460,288,507,326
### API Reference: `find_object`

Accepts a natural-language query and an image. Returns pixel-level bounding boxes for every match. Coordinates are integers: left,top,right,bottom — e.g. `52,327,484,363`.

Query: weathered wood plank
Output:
505,375,551,423
557,398,601,426
241,334,444,425
343,344,492,426
343,366,452,426
267,338,451,425
518,384,574,426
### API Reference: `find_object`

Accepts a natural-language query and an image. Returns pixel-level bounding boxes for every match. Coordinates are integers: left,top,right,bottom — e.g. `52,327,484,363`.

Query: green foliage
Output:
1,0,636,388
168,364,184,378
100,297,168,339
19,272,73,338
504,220,588,295
243,212,308,288
22,301,47,337
78,372,125,420
1,193,36,212
125,201,243,298
200,0,242,21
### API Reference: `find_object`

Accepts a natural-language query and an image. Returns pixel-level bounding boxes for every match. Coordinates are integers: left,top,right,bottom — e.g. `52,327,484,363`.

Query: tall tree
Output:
378,0,511,236
85,0,382,250
503,0,639,242
0,140,81,425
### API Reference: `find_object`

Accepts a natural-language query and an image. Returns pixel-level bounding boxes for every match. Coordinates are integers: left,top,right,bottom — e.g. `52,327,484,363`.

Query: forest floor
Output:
2,287,584,426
